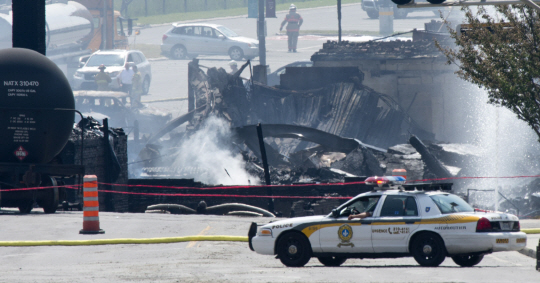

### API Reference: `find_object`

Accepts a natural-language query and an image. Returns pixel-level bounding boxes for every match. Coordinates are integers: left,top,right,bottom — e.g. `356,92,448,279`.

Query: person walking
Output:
280,4,303,53
94,64,112,91
131,65,143,108
118,63,134,95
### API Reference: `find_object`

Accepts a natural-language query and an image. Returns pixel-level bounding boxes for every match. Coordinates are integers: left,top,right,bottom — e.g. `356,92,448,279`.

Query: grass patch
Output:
135,0,361,26
130,43,163,58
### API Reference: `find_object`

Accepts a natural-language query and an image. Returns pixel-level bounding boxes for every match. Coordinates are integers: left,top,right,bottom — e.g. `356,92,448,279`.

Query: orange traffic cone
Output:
79,175,105,234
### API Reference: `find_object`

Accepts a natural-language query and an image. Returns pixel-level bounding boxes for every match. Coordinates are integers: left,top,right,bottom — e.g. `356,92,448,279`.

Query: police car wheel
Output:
411,233,446,267
317,256,347,267
276,232,312,267
451,254,484,267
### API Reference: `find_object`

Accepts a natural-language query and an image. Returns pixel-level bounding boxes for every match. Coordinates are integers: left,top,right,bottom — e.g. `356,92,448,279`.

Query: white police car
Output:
248,176,527,267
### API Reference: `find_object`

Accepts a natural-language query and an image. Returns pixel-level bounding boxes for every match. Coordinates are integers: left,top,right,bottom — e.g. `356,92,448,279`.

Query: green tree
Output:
438,6,540,141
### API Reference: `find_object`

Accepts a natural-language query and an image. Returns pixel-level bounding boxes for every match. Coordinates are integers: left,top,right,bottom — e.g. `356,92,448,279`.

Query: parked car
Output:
267,61,313,86
72,50,152,95
161,23,259,61
74,90,171,136
249,176,527,267
361,0,441,19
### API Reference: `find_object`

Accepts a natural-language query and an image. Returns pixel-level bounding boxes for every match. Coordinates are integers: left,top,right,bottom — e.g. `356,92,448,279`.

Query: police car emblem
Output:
337,224,354,247
425,207,430,213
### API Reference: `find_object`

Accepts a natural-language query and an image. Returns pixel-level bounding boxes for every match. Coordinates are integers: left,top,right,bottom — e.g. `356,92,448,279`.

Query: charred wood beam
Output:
409,135,452,179
146,105,206,144
235,124,385,154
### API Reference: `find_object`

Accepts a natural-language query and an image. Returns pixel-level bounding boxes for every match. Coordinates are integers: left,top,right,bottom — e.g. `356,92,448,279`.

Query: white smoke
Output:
172,116,259,185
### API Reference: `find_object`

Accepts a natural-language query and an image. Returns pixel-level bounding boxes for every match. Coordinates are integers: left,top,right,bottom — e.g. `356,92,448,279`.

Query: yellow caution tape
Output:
521,228,540,234
0,235,248,247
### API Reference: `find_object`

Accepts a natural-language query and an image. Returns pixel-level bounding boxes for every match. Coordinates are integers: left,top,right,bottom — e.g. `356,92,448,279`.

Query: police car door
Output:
319,195,381,253
372,194,420,253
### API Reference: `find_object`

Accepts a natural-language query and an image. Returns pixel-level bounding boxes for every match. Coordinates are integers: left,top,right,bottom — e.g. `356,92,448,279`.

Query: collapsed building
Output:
69,23,539,218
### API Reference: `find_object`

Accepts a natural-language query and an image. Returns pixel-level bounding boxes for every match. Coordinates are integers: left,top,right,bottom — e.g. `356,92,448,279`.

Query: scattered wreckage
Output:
125,59,539,218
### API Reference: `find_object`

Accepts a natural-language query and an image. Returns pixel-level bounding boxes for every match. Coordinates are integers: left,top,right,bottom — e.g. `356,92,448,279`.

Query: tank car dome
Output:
0,48,75,164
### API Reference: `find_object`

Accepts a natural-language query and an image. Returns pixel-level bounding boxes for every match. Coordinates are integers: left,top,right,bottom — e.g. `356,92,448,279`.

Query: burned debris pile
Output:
60,117,129,212
311,38,445,61
125,60,506,217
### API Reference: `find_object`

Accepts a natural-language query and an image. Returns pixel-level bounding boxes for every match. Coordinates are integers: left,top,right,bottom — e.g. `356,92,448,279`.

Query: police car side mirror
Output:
332,208,340,218
218,34,225,40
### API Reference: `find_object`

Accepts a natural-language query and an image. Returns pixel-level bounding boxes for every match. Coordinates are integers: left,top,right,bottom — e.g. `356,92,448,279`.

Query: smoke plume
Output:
172,116,258,185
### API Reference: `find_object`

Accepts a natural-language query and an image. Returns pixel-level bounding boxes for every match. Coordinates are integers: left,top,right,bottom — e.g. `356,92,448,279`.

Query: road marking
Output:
187,226,212,248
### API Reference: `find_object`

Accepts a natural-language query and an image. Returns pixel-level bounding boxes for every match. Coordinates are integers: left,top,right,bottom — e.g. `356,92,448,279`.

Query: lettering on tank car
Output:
272,223,293,229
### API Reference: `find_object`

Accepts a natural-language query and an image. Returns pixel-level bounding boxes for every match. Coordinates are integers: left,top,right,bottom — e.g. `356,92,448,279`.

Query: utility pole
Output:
12,0,46,55
257,0,266,66
102,0,108,49
337,0,342,43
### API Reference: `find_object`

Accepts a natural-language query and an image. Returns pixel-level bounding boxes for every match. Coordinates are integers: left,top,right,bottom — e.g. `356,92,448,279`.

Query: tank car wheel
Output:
427,0,446,4
229,47,244,61
171,45,187,60
39,177,59,214
411,233,446,267
451,254,484,267
142,76,151,95
317,256,347,266
276,232,312,267
366,10,379,19
18,200,34,214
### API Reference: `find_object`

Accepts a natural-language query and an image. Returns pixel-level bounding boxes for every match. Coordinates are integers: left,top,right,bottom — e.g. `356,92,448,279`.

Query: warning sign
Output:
14,145,28,161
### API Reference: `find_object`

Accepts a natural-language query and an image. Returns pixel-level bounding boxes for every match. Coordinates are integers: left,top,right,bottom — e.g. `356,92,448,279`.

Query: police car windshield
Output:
430,194,474,214
86,54,125,67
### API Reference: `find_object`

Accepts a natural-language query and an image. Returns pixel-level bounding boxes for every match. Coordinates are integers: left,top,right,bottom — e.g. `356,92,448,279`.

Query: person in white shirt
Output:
118,63,134,95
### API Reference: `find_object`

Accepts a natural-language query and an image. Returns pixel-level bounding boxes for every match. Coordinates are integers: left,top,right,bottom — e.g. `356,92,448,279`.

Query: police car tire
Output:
451,255,484,267
276,232,312,267
317,256,347,267
411,233,446,267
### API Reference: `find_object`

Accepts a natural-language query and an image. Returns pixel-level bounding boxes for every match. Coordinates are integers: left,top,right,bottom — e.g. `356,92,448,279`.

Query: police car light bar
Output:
365,176,406,188
401,182,453,192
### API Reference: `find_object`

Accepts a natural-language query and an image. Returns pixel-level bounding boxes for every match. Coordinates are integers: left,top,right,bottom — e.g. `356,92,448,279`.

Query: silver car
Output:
161,23,259,61
72,50,152,94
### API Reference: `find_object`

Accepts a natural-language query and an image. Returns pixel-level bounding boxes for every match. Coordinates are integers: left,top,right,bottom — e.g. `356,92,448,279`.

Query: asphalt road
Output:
0,210,538,283
137,3,456,120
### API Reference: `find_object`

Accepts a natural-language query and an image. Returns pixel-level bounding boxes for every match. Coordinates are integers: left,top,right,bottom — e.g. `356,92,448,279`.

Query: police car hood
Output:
262,215,326,229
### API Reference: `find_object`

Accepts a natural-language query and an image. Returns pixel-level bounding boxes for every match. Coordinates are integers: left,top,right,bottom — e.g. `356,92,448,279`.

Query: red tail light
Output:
476,217,492,232
162,34,168,41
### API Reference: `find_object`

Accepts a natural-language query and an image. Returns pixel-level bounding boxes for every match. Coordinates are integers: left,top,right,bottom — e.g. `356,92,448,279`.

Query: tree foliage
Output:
438,5,540,141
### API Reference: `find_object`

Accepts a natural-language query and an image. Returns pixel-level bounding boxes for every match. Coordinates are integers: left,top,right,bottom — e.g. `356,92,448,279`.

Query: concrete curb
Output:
518,247,537,259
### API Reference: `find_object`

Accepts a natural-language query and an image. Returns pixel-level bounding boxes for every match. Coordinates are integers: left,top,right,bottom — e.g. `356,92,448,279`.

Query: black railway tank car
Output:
0,48,84,213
